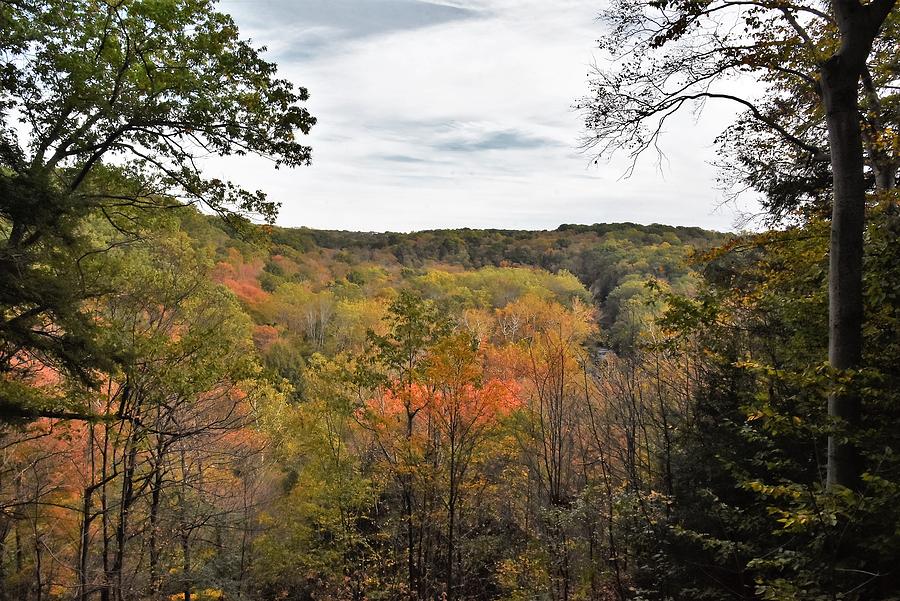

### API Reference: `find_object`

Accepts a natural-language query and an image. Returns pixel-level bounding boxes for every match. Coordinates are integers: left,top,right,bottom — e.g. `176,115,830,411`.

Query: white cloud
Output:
212,0,760,232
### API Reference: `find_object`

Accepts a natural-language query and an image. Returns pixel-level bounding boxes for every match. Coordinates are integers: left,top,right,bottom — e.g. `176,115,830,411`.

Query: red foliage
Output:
213,255,269,305
252,324,280,351
365,378,522,432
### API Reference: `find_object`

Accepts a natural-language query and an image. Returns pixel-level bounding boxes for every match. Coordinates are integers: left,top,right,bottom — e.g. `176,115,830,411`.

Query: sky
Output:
214,0,759,232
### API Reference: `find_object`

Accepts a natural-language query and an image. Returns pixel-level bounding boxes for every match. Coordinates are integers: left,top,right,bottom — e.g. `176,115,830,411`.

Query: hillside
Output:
183,214,726,351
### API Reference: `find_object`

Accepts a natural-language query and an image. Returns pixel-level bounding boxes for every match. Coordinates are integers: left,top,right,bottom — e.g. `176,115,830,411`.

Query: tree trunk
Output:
111,444,138,601
78,486,94,601
179,449,191,601
148,466,163,598
99,428,111,601
14,522,23,601
0,522,8,601
821,52,867,493
820,0,898,495
446,452,456,601
823,64,865,492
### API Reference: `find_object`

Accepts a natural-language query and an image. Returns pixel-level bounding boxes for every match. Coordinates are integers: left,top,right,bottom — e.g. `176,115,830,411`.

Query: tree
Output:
580,0,898,491
426,333,516,600
252,354,380,601
0,0,314,416
359,291,451,600
0,220,278,601
495,296,597,601
647,217,900,599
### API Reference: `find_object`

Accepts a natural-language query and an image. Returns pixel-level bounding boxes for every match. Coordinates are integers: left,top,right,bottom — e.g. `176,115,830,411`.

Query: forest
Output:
1,1,898,601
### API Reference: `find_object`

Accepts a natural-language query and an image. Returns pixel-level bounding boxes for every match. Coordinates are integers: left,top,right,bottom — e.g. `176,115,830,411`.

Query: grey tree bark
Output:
821,0,897,491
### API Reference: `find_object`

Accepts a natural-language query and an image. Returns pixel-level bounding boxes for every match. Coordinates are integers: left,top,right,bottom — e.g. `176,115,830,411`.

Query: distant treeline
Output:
184,216,726,349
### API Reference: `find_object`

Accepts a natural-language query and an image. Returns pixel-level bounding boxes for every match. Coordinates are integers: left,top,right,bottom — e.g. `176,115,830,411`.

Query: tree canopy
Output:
0,0,314,411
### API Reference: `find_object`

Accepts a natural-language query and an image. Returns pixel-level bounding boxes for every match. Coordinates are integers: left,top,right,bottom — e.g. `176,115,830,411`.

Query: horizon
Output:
261,218,731,235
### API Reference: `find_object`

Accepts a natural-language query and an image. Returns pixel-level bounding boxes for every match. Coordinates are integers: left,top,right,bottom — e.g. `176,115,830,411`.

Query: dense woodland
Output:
1,1,899,601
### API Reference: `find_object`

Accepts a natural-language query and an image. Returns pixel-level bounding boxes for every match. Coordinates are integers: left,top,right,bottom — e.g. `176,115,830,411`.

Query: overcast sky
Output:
214,0,758,232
